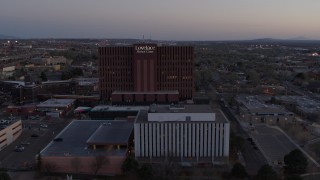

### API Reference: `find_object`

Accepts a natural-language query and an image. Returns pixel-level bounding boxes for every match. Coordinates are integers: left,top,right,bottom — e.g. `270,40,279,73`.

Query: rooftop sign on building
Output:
134,44,156,54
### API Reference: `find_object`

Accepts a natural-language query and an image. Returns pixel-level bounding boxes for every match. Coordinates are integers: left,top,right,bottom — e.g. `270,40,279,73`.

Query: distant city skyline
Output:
1,0,320,40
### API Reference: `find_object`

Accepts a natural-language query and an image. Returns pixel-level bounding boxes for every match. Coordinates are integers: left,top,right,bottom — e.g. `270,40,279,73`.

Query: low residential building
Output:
0,78,99,104
307,81,320,93
36,99,75,118
275,95,320,121
236,95,294,125
73,78,99,95
45,56,67,65
0,120,22,151
5,104,37,116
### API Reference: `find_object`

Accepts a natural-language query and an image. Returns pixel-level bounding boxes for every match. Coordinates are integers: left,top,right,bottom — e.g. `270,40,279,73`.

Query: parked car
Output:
31,134,39,137
21,141,31,145
53,137,63,142
14,145,25,152
40,124,48,128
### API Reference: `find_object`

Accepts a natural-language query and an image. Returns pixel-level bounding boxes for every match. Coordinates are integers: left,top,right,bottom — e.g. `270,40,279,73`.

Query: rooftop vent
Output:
169,104,185,110
149,104,157,113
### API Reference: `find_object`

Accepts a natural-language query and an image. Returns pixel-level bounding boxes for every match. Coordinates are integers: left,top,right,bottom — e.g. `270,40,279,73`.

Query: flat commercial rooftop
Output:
151,104,214,113
37,98,75,108
2,81,25,86
148,113,216,122
41,120,133,157
136,108,229,123
87,121,133,145
147,105,223,122
236,95,290,114
276,95,320,113
112,90,179,95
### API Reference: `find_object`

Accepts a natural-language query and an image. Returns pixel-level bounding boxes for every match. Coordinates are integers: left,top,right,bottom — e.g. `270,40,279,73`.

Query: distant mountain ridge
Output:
250,37,312,42
288,36,309,40
0,34,20,39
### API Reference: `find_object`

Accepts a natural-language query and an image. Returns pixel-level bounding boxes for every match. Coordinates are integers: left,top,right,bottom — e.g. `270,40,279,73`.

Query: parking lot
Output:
0,117,71,170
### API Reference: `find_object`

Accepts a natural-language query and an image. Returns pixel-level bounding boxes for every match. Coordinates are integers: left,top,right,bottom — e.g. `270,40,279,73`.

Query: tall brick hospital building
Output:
98,44,194,104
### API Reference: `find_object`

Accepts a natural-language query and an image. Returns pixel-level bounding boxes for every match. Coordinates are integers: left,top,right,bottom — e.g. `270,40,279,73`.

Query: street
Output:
218,99,268,175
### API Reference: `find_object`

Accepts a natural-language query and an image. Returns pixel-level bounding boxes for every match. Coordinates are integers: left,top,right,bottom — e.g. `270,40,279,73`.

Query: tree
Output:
256,165,278,180
0,171,11,180
40,71,48,81
122,156,139,173
284,149,308,175
246,70,260,86
152,155,180,180
270,96,277,104
138,164,153,180
71,68,83,77
36,152,42,171
61,71,72,80
295,73,306,80
91,156,109,175
307,113,319,122
61,68,84,80
162,156,180,179
231,163,247,179
286,175,302,180
230,132,245,156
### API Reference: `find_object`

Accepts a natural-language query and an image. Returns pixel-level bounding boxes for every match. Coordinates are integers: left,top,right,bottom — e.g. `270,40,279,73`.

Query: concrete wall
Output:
42,155,125,175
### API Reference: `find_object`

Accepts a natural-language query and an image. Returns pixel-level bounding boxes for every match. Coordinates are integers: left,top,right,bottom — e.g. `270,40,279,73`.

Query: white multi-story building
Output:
134,105,230,164
0,120,22,151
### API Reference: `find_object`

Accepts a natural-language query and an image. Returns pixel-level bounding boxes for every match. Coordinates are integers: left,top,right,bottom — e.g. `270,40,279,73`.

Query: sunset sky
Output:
1,0,320,40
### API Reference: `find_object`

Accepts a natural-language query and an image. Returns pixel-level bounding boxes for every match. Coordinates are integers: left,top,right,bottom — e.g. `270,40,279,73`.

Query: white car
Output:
40,124,48,128
14,145,25,152
21,141,31,145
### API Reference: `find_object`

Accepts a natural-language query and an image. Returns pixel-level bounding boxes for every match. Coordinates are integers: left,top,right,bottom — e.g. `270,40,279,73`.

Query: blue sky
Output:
1,0,320,40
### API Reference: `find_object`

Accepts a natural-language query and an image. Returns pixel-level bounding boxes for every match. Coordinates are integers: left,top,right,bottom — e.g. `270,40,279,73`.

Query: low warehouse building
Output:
40,120,133,175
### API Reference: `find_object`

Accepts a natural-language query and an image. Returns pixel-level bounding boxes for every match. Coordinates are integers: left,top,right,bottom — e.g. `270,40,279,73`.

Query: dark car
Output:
53,137,63,142
31,134,39,137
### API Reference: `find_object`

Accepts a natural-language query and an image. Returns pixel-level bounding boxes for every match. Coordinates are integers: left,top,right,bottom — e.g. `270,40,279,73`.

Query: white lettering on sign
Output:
135,45,156,53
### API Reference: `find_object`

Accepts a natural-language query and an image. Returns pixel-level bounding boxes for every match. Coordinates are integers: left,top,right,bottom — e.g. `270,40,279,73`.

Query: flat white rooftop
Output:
91,105,149,112
148,113,216,122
